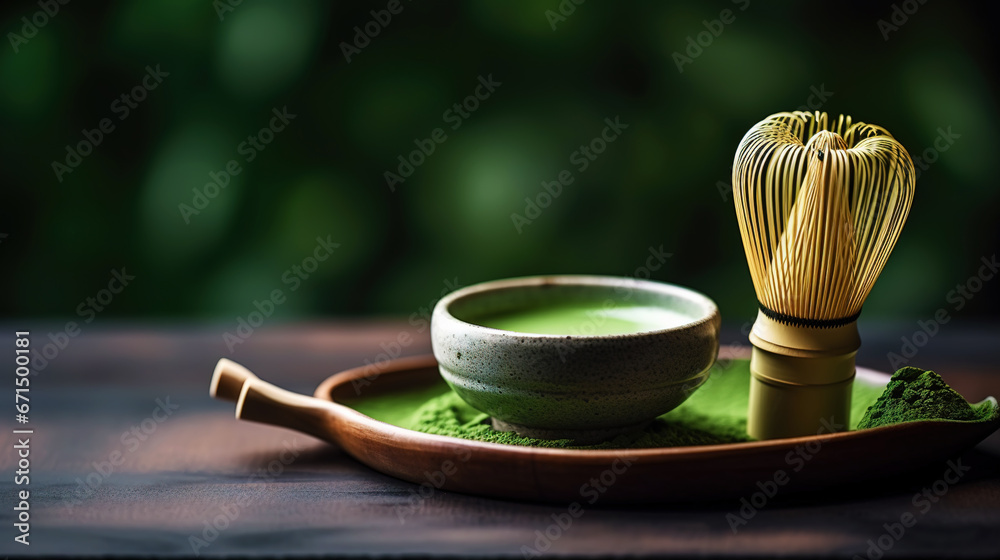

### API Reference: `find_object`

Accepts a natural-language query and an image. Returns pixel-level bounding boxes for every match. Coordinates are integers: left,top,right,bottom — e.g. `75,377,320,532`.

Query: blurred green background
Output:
1,0,997,325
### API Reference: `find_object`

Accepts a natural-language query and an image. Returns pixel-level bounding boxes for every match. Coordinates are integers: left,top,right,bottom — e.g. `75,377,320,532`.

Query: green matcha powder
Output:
354,360,997,449
856,366,990,428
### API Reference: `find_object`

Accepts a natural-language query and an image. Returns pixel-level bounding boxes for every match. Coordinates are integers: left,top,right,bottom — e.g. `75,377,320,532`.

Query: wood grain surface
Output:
1,322,999,558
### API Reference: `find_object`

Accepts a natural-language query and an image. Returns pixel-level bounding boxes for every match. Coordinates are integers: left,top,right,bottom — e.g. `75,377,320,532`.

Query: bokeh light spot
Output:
138,122,242,264
215,1,321,98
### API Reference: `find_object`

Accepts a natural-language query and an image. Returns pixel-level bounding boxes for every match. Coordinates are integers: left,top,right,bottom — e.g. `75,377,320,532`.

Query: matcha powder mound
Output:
352,360,997,449
858,367,993,429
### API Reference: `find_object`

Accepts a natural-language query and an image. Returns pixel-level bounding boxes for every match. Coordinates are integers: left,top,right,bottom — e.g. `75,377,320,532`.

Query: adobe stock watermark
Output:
351,277,462,395
887,253,996,369
717,84,834,202
50,64,169,183
32,267,136,374
188,438,303,555
212,0,242,21
672,0,750,73
511,116,628,233
520,455,634,558
384,74,501,192
545,0,584,31
340,0,414,63
222,235,340,353
620,244,673,283
63,396,180,513
877,0,928,41
553,245,672,363
912,126,959,182
394,446,472,524
179,106,296,224
714,320,754,372
852,458,970,560
795,84,834,113
726,417,843,533
7,0,70,54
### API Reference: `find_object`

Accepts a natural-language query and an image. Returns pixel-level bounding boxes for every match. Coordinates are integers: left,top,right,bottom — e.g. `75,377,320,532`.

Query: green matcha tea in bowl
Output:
430,275,721,444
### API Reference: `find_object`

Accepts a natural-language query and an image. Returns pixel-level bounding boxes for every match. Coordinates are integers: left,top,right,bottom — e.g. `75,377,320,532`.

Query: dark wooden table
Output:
2,322,999,558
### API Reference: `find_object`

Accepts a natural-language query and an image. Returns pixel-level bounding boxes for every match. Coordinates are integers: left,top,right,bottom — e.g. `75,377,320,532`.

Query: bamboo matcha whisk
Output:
732,111,915,440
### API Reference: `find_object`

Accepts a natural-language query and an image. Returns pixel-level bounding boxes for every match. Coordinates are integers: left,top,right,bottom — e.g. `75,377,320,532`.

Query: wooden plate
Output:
210,354,1000,504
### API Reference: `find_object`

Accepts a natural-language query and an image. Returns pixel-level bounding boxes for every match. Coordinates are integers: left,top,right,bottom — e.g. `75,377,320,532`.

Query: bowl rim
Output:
433,274,720,340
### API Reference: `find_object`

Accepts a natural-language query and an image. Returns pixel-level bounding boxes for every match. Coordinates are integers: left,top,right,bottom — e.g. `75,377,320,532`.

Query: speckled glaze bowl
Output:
431,275,721,443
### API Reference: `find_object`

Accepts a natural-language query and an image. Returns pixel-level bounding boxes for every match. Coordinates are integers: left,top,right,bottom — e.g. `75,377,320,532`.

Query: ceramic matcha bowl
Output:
431,275,721,444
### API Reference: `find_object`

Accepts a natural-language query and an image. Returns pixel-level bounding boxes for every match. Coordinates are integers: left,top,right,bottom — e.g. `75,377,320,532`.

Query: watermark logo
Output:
63,396,180,513
223,236,339,353
545,0,585,31
395,447,472,524
179,106,296,224
520,455,634,557
51,65,169,183
852,458,970,559
340,0,414,63
511,116,627,233
7,0,71,53
32,267,136,374
352,277,462,394
188,438,304,555
877,0,929,41
385,74,501,192
672,0,750,73
795,84,834,113
726,417,842,533
887,253,996,369
913,126,959,181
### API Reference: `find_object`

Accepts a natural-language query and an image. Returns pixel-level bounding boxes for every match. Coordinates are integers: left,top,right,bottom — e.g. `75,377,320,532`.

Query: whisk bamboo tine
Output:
732,112,915,440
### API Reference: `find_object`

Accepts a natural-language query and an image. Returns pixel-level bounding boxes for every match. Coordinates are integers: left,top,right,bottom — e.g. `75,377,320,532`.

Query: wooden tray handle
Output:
210,358,259,401
211,358,338,442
